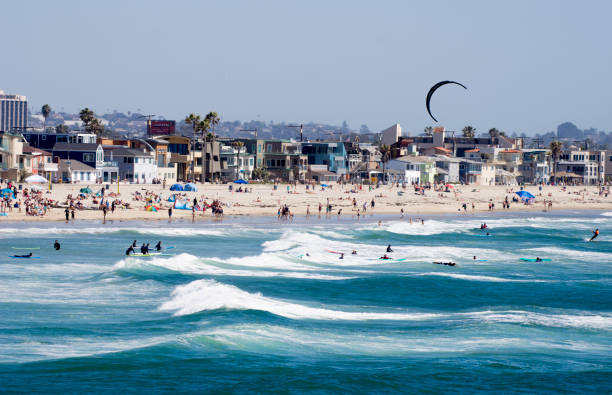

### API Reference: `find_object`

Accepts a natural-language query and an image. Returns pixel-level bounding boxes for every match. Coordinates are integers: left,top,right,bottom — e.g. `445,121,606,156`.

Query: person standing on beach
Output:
64,208,69,222
168,207,172,222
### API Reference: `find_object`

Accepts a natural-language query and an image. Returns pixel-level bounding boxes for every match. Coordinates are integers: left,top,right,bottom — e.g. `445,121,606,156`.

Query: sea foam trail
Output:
417,272,550,283
160,279,440,320
466,310,612,330
114,254,351,280
0,226,226,237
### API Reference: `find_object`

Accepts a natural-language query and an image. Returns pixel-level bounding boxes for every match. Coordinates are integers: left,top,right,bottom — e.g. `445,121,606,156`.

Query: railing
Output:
100,161,119,167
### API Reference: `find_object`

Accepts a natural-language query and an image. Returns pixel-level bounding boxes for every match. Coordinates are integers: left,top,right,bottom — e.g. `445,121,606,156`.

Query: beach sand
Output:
1,182,611,222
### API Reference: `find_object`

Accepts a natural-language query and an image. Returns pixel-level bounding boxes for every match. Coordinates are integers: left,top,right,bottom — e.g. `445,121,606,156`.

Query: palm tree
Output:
488,128,499,143
41,104,51,132
197,119,210,182
379,144,391,184
549,141,563,183
184,113,201,181
79,108,95,130
424,126,433,136
89,118,104,137
462,126,475,138
204,112,220,182
232,141,245,179
55,123,70,133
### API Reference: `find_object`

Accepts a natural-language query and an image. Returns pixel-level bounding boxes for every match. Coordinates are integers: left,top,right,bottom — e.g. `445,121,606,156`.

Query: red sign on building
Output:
148,120,176,136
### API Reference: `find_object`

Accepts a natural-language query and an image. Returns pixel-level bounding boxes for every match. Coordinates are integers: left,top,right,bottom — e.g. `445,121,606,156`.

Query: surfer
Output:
473,256,477,260
536,257,542,262
54,240,60,251
386,245,393,253
126,245,135,256
155,241,162,251
339,253,344,259
590,228,599,242
140,243,147,254
351,250,357,255
380,254,391,260
14,253,33,258
132,240,137,248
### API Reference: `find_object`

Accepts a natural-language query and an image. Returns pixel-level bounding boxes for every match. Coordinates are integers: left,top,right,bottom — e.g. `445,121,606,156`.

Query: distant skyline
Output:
2,0,611,136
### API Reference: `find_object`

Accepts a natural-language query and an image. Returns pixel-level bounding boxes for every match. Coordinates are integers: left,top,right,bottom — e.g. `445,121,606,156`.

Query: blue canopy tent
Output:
0,188,15,199
233,179,248,184
184,183,198,192
168,194,176,202
515,190,535,201
173,201,192,210
170,184,184,191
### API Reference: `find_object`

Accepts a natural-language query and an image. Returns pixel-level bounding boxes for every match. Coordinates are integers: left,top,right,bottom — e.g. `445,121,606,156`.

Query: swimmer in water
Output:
339,253,344,259
54,240,60,251
351,250,357,255
386,244,393,253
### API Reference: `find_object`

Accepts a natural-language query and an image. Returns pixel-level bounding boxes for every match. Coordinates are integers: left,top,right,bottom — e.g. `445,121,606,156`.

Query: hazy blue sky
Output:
2,0,611,135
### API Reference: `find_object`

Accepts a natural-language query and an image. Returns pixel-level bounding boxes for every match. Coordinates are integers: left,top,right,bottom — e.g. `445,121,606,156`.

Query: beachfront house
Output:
23,131,97,151
193,139,222,182
21,146,57,180
386,156,436,184
57,158,97,183
519,150,550,184
433,155,460,183
553,148,605,185
301,142,348,176
0,131,25,180
220,144,255,180
104,147,157,184
151,135,190,181
51,142,119,183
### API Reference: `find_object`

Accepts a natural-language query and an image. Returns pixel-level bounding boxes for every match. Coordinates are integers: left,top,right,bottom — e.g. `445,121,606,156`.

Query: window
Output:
83,153,94,162
266,144,272,153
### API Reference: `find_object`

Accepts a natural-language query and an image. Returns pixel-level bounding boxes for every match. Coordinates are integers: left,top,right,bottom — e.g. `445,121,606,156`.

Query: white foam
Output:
114,254,351,280
418,272,549,283
0,226,226,237
160,279,440,320
601,212,612,217
525,246,612,262
468,310,612,330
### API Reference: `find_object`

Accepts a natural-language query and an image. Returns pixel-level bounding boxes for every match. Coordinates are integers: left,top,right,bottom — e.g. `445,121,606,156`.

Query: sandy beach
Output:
2,182,611,222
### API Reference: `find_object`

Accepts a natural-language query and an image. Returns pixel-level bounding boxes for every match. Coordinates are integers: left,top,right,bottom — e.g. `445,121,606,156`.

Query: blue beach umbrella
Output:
515,190,535,200
233,179,248,184
0,188,14,198
170,184,184,191
184,183,198,192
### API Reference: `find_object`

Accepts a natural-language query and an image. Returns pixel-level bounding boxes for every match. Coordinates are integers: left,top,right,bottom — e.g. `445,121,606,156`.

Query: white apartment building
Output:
0,90,28,132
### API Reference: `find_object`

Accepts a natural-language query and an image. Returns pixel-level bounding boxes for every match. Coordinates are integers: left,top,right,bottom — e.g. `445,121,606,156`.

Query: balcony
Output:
170,153,189,163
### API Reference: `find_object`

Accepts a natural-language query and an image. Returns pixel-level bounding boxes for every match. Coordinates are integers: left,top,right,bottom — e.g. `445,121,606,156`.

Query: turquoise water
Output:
0,212,611,393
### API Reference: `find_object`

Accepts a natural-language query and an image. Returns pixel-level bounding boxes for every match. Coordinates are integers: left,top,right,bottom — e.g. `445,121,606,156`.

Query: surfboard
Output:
519,258,551,262
9,256,41,259
11,247,40,250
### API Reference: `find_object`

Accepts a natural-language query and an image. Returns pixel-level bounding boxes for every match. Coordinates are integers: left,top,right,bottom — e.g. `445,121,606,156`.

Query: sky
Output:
2,0,611,136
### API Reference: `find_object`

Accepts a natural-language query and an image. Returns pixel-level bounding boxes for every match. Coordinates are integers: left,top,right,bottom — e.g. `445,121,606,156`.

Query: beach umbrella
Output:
168,194,176,202
145,205,158,212
445,184,454,188
79,186,92,194
233,179,248,184
0,188,14,198
184,183,198,192
321,183,328,187
170,183,184,191
24,174,48,184
515,190,535,200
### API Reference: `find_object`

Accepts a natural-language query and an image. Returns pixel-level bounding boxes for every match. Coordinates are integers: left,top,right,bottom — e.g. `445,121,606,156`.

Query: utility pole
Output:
288,124,304,141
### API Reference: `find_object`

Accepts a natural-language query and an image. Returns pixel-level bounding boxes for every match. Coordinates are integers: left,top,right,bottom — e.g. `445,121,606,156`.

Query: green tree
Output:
379,144,391,183
462,126,475,138
488,128,499,142
79,108,94,128
232,141,245,179
184,113,202,181
252,166,269,182
549,141,563,182
204,112,220,182
55,123,70,133
41,104,51,132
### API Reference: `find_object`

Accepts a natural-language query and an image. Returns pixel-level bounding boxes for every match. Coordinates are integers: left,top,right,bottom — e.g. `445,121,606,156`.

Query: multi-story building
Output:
104,147,156,183
301,142,348,175
433,155,460,183
193,140,222,182
21,146,57,179
220,144,255,180
554,149,605,185
51,142,119,183
0,90,28,132
151,135,191,181
605,150,612,183
386,156,437,184
519,150,550,184
0,131,25,179
23,131,97,151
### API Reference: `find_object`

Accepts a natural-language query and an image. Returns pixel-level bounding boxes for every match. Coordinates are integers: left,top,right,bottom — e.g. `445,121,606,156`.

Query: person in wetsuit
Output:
54,240,60,250
590,228,599,242
14,253,33,258
155,241,162,251
132,240,137,248
386,245,393,253
126,246,135,256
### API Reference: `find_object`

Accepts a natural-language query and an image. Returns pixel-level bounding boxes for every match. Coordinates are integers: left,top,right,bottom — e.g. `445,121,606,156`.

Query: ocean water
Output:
0,211,611,394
